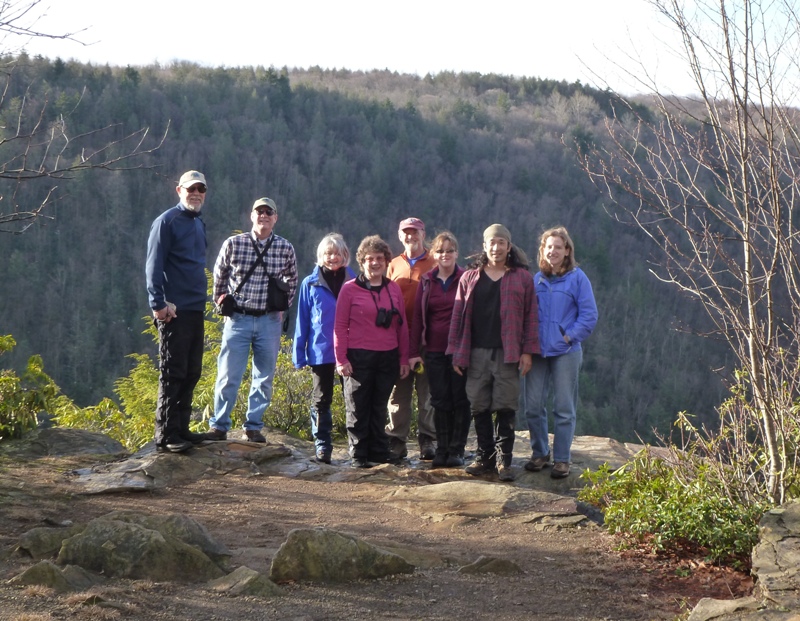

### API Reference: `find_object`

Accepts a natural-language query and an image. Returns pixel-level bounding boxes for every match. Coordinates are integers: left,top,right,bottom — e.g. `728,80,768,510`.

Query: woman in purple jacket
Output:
334,236,409,468
409,232,469,468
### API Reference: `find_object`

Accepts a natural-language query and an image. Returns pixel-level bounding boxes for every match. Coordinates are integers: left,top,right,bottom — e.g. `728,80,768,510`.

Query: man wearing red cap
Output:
386,217,437,461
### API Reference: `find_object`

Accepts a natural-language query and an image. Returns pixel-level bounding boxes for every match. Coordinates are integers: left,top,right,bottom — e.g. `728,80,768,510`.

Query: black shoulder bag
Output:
215,237,274,316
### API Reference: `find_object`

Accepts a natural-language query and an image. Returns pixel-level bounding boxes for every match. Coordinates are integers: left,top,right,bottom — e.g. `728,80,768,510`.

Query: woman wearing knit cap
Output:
446,224,539,482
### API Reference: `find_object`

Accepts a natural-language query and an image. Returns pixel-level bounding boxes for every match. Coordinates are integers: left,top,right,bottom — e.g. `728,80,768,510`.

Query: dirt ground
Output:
0,451,753,621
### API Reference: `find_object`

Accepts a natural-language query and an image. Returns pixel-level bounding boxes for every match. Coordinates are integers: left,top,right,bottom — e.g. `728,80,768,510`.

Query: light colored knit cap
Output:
483,223,511,243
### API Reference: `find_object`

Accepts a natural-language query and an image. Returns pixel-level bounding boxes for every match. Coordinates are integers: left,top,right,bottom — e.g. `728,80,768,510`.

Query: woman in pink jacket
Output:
334,236,409,468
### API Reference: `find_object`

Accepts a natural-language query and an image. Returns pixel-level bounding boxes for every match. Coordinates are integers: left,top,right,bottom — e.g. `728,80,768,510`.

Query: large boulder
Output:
101,511,230,564
269,528,414,583
57,516,225,582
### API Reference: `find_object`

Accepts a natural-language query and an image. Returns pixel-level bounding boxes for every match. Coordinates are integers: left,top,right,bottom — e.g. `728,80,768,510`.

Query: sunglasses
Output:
185,184,207,194
255,207,276,216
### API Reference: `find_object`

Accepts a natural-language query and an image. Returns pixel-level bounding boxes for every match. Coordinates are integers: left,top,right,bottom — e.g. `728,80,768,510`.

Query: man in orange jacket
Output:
386,217,437,461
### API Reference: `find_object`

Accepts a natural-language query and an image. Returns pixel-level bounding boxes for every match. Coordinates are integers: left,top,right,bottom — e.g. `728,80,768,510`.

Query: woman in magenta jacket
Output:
334,236,409,468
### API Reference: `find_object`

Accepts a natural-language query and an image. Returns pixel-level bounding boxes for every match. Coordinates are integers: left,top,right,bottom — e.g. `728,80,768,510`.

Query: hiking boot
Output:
465,458,495,476
351,458,369,469
524,453,551,472
245,429,267,443
497,464,516,482
419,435,436,461
445,454,465,467
551,461,570,479
389,440,408,462
431,452,448,468
203,428,227,441
315,449,332,464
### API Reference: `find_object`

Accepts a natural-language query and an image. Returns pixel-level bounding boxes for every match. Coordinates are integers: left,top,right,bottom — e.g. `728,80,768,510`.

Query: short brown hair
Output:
355,235,392,267
538,226,576,276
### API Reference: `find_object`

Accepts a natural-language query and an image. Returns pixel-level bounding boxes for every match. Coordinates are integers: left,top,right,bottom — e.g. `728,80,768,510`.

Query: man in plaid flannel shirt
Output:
204,197,298,443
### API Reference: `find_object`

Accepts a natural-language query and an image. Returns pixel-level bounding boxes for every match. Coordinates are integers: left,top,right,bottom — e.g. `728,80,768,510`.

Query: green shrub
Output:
0,336,61,440
578,447,767,566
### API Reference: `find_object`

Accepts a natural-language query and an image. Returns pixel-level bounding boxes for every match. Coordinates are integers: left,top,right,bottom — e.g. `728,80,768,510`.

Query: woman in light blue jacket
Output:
521,226,598,479
293,233,356,464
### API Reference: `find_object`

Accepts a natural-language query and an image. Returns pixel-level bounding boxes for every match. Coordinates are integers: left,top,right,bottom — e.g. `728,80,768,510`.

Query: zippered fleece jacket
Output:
447,266,539,369
535,267,598,358
293,265,357,368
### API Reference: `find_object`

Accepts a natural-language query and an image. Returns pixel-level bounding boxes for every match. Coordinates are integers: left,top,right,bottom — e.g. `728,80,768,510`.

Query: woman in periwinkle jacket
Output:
293,233,356,464
521,226,598,480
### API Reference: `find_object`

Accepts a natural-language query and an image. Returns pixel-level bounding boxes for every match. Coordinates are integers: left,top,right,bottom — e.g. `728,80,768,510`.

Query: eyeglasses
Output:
434,249,456,255
186,184,207,194
255,207,276,216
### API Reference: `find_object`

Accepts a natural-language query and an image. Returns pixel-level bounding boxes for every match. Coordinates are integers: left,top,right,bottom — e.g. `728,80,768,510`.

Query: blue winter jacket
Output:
535,267,598,358
146,204,207,312
292,265,357,368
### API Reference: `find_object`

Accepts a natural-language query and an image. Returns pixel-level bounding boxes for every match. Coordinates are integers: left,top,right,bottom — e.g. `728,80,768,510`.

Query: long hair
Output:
469,243,530,270
316,233,350,267
538,226,576,276
355,235,392,270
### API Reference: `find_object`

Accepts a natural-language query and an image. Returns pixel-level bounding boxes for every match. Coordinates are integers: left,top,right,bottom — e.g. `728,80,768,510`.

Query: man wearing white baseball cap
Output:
146,170,209,454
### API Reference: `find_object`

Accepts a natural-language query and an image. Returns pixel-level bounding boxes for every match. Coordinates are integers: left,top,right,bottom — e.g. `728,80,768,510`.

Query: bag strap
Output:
231,235,274,297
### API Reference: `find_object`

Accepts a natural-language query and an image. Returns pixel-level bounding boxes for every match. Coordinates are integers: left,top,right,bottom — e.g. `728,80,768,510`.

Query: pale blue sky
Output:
16,0,696,96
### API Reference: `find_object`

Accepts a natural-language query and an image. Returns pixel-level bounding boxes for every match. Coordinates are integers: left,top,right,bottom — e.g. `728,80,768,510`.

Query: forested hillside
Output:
0,55,730,442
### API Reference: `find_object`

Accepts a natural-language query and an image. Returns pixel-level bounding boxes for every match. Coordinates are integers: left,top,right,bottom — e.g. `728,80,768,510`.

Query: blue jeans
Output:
210,312,282,432
521,348,583,463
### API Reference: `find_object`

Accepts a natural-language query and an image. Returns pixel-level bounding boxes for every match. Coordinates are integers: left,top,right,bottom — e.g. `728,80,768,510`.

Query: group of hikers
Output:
146,170,598,482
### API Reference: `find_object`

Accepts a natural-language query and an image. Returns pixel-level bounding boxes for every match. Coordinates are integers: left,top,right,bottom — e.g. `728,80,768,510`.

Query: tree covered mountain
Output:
0,55,729,442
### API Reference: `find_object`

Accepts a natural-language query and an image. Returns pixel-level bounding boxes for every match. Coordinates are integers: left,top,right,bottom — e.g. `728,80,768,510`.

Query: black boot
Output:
465,411,496,475
448,402,471,466
495,409,516,481
431,408,450,468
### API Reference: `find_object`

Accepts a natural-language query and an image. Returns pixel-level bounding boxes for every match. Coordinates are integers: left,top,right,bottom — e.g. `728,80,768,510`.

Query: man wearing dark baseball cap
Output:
385,216,438,462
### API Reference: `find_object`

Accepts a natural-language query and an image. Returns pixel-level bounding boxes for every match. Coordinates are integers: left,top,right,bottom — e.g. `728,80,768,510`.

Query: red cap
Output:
398,217,425,231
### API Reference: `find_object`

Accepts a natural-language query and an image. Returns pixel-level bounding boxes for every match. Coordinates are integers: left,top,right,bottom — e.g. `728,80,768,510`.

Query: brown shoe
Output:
497,464,516,482
524,453,551,472
245,429,267,443
203,428,227,441
551,462,570,479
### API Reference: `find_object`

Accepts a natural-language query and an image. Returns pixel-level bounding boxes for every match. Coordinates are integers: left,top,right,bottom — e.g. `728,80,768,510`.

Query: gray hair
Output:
316,233,350,267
